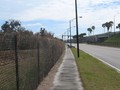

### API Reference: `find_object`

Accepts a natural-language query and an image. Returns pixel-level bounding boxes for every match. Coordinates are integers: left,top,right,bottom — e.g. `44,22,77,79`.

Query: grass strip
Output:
71,48,120,90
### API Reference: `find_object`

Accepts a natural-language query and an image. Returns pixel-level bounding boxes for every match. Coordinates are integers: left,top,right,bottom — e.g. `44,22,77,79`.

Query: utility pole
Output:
75,0,80,57
69,21,72,47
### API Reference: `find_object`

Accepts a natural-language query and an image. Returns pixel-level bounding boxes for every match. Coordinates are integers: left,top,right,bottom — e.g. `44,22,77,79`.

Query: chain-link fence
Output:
0,33,64,90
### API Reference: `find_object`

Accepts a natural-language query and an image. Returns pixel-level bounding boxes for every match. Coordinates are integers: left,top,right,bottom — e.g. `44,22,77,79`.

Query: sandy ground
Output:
36,51,65,90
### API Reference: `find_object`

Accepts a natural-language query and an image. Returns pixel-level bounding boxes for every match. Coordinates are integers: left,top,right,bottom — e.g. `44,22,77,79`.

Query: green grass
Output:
105,34,120,43
71,48,120,90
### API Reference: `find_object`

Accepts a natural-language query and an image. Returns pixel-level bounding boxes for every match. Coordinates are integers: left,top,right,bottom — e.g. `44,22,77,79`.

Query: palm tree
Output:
104,22,111,32
109,21,113,32
91,26,95,35
87,28,92,36
102,23,106,33
116,23,120,33
103,21,114,37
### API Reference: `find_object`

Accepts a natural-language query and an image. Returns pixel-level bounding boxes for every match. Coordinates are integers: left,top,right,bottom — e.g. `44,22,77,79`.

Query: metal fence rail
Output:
0,33,64,90
90,42,120,47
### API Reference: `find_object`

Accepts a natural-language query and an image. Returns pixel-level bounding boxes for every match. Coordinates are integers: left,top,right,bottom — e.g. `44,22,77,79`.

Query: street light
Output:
75,0,79,57
69,16,82,47
69,20,72,47
114,12,120,34
67,28,70,44
67,25,76,47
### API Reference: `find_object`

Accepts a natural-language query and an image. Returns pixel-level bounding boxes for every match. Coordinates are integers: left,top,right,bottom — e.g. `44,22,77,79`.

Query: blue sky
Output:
0,0,120,38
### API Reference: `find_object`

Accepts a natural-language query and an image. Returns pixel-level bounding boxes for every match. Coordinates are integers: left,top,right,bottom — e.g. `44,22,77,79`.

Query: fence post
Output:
14,34,19,90
37,42,40,84
52,45,55,65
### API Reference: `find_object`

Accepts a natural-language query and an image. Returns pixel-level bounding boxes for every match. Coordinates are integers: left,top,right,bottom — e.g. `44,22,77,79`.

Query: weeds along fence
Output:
0,33,65,90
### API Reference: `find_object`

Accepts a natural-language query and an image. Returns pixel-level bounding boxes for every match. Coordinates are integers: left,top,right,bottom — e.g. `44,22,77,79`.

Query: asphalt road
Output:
73,44,120,71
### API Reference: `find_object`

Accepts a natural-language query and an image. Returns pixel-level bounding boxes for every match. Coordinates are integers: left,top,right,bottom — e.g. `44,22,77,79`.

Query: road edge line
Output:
81,50,120,73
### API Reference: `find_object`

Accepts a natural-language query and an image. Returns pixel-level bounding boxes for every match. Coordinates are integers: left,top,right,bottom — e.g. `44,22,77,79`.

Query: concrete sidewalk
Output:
51,47,83,90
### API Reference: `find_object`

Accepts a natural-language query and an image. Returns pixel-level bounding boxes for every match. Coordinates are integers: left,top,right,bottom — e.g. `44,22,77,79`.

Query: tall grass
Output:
71,48,120,90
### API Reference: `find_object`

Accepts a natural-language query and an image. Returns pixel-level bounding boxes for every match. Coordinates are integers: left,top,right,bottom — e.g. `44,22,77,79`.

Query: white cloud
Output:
0,0,120,35
23,23,42,27
14,0,75,21
0,0,120,22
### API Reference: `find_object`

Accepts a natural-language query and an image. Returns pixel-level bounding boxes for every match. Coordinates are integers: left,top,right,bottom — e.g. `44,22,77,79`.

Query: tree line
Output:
0,19,55,50
87,21,120,36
